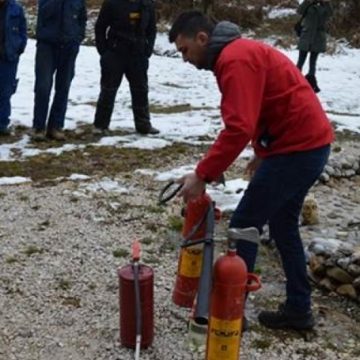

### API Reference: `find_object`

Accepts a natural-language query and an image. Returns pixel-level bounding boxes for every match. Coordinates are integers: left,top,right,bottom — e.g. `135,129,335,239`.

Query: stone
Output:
338,243,355,256
324,257,337,267
336,284,357,299
337,257,351,270
319,277,336,291
350,251,360,265
353,277,360,290
324,165,335,176
347,264,360,277
309,255,326,276
301,194,319,225
326,266,354,284
340,159,352,170
319,173,330,182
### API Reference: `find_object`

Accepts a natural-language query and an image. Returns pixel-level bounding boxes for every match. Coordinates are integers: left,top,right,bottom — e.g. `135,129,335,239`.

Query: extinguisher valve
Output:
228,240,237,251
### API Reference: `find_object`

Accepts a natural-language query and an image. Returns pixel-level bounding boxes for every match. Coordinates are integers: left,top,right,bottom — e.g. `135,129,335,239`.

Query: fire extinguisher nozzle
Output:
194,316,208,326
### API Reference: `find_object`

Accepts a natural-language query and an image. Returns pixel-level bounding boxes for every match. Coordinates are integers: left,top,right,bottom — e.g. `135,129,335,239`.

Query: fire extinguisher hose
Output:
194,203,215,325
132,241,142,360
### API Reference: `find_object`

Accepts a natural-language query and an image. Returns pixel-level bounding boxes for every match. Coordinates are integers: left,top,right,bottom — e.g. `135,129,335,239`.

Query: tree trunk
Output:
202,0,214,15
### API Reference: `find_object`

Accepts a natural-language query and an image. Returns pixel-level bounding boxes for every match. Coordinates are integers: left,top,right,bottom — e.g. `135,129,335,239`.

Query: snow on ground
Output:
3,33,360,211
12,34,360,140
0,176,31,186
266,7,297,19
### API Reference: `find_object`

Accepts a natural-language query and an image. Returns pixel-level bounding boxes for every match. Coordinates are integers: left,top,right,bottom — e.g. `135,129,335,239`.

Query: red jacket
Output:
196,38,334,182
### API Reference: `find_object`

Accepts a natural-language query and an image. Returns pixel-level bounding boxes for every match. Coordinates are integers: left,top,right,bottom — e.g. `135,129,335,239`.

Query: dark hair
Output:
169,10,216,43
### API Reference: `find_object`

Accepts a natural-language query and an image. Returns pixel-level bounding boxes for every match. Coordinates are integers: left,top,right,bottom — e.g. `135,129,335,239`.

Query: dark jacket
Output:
0,0,27,62
95,0,156,57
297,0,332,53
36,0,87,44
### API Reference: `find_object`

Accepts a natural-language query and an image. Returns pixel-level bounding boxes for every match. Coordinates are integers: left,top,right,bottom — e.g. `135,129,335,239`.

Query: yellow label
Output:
207,317,242,360
129,12,141,20
179,246,203,278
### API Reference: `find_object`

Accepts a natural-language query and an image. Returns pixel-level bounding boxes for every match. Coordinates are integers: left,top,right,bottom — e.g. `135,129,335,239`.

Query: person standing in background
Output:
31,0,87,141
296,0,333,93
93,0,159,135
0,0,26,136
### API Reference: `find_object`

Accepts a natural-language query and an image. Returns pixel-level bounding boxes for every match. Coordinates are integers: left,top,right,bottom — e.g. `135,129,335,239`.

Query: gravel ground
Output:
0,140,359,360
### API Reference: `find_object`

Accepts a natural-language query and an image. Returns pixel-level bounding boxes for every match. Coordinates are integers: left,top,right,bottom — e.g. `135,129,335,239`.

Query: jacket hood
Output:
205,21,241,70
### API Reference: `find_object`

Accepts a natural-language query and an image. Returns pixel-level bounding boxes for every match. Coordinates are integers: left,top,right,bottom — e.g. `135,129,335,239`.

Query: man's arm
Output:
95,0,112,55
79,1,87,43
38,0,61,20
18,5,27,54
145,1,157,57
196,58,266,183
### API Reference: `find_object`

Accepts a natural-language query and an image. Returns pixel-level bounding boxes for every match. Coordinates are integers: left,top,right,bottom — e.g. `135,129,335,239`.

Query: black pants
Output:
296,50,319,76
94,49,151,131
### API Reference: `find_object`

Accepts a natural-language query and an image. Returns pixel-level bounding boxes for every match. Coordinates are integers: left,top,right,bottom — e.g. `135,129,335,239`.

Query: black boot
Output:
305,74,321,93
134,106,159,135
258,303,315,330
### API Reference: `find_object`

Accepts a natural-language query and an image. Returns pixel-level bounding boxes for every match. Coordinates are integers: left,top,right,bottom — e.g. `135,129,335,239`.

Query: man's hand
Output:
177,172,206,203
244,156,262,179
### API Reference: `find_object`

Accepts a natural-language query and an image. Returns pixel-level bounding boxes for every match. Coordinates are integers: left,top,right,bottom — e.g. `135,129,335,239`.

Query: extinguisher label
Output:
179,247,203,278
207,317,242,360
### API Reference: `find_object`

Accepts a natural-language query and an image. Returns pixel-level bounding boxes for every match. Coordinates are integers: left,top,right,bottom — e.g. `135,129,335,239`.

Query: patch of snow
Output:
68,174,91,181
0,176,31,185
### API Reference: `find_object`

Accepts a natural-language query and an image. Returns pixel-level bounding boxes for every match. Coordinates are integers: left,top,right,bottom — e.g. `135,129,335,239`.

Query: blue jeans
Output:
0,60,18,130
33,41,79,131
230,145,330,312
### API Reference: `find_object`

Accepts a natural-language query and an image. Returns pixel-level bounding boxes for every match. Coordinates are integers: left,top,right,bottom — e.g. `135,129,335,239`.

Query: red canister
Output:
118,263,154,348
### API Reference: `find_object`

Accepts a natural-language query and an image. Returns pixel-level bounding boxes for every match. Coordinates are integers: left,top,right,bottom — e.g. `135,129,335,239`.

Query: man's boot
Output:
305,74,320,93
133,106,159,135
258,303,315,330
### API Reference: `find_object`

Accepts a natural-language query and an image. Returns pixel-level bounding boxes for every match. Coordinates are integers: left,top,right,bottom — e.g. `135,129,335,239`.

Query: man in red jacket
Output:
169,11,333,330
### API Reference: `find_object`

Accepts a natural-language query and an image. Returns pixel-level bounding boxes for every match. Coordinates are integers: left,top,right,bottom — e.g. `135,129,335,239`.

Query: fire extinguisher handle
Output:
246,273,261,292
132,240,141,262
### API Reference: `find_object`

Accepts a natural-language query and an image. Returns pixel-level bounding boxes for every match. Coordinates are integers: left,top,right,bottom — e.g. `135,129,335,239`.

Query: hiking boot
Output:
31,129,47,142
136,126,160,135
258,303,315,330
47,129,66,141
305,74,321,93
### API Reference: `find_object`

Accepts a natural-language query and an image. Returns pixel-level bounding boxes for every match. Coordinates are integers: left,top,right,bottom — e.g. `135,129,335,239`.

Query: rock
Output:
309,255,326,276
345,169,355,177
337,257,351,270
335,231,349,239
319,277,336,291
319,173,330,182
308,238,341,257
340,159,352,170
336,284,357,300
326,266,354,284
350,251,360,265
324,257,337,267
324,165,335,176
301,194,319,225
347,264,360,277
353,277,360,290
338,243,354,256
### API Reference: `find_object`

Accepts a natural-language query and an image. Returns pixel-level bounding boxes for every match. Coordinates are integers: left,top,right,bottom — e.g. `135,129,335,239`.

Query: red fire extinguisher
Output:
172,192,213,308
206,244,261,360
118,240,154,356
